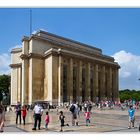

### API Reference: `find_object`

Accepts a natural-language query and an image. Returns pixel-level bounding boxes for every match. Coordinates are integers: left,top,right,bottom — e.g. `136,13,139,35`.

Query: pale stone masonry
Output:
10,30,120,105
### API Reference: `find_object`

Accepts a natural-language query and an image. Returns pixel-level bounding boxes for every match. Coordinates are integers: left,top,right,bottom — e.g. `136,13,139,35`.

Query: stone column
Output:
17,68,21,102
108,67,112,100
100,66,105,100
58,55,63,106
78,61,82,103
21,59,29,105
21,39,29,105
29,59,33,105
115,68,119,101
86,62,91,100
68,58,73,103
113,68,119,101
93,64,98,102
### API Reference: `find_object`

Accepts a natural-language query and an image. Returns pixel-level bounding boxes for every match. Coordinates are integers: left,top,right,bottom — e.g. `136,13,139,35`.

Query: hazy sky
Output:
0,8,140,90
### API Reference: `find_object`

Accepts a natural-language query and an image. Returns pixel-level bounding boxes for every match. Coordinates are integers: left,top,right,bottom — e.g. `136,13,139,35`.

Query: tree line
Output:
0,74,11,103
119,89,140,102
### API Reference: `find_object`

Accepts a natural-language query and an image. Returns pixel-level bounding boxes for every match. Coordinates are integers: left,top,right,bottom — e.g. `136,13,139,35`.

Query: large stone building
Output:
10,30,120,105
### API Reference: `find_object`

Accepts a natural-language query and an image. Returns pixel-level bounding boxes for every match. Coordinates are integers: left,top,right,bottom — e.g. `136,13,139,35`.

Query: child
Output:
128,105,135,129
84,110,90,126
45,111,49,130
59,111,69,132
21,105,27,125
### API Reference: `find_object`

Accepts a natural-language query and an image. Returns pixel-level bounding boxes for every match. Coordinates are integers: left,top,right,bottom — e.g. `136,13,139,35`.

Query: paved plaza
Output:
3,107,140,133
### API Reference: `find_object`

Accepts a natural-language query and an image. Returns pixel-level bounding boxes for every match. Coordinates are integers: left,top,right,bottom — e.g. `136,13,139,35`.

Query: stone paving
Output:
2,107,140,133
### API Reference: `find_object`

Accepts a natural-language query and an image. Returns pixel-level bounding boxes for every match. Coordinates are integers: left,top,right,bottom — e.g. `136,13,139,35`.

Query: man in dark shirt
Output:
15,102,21,124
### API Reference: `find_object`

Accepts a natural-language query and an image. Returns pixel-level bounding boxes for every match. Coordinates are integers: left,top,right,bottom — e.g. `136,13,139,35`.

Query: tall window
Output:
63,65,67,102
73,66,77,101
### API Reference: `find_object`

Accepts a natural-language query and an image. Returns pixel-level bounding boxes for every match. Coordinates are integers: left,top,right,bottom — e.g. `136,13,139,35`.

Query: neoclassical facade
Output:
10,30,120,105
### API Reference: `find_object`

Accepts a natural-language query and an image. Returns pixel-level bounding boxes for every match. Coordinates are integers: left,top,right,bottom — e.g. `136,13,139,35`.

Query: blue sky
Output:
0,8,140,90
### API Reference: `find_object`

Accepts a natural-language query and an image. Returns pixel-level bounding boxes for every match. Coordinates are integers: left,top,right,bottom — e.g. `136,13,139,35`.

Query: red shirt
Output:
45,115,49,123
84,111,90,119
21,108,27,117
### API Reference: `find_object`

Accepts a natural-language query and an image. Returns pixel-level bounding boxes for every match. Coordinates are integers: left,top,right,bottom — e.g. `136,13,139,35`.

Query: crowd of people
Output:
0,99,140,132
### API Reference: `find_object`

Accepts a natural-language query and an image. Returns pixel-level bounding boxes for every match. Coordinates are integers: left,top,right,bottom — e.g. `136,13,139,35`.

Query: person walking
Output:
15,102,21,125
0,104,5,132
45,111,49,130
128,105,135,129
84,110,91,126
32,103,43,130
59,111,69,132
21,105,27,125
70,101,78,126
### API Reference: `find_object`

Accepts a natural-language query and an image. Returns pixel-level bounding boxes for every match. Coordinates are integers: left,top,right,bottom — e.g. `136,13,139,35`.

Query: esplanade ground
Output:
3,106,140,133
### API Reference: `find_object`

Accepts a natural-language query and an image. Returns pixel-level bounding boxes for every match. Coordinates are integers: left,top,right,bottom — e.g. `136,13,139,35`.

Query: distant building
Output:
10,30,120,105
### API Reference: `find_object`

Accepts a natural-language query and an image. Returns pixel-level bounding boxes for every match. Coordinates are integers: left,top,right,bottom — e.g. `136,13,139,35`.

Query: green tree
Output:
119,89,140,102
0,74,11,103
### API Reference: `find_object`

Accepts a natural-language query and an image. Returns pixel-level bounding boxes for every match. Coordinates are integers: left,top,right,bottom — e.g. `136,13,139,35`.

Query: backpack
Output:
70,104,75,113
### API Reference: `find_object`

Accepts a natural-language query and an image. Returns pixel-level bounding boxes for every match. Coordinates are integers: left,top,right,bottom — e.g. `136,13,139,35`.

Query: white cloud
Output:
112,50,140,90
0,44,22,75
0,53,11,75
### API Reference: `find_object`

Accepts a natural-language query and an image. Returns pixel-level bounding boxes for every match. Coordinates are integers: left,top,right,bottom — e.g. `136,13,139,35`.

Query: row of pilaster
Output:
58,57,119,103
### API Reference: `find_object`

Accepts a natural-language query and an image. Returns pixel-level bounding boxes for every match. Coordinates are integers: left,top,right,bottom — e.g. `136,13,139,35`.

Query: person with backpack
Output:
70,101,78,126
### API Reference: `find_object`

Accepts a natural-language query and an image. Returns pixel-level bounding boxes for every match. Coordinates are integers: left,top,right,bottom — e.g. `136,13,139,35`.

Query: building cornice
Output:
45,48,120,68
58,49,120,68
20,54,28,59
28,53,44,59
22,36,29,42
11,48,22,53
29,30,102,57
9,63,22,68
20,53,44,60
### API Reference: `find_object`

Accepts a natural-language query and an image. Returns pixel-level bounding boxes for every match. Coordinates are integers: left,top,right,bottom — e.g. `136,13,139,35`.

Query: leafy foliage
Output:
119,89,140,102
0,74,11,102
